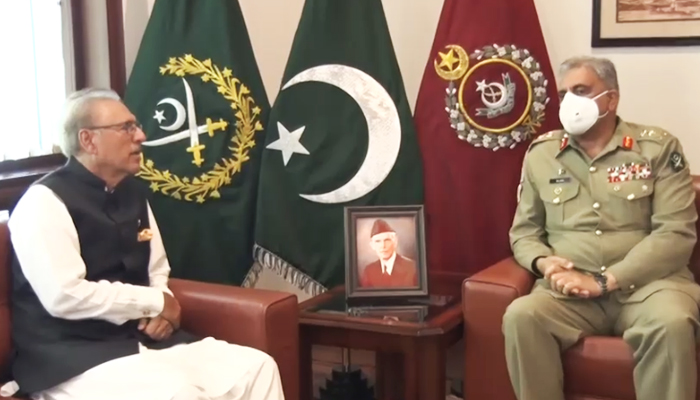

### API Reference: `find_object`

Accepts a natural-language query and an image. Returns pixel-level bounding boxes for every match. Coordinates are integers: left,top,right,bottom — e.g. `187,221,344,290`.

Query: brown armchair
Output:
462,176,700,400
0,215,300,400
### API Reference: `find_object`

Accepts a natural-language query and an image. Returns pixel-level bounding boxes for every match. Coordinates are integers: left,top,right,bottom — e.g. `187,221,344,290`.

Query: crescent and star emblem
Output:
146,77,228,167
265,64,401,205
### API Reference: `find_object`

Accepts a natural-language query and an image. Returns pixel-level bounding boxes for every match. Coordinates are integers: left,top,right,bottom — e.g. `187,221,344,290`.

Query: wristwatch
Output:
594,273,608,295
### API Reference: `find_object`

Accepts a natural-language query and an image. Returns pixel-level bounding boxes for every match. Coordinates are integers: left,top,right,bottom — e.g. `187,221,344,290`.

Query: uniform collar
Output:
556,117,641,158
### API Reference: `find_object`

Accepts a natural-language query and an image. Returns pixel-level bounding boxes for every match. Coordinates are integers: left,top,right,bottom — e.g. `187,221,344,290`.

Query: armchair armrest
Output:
169,278,299,400
461,257,535,400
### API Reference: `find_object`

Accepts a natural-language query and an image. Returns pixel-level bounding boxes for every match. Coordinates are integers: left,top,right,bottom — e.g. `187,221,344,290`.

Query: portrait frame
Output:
348,305,429,323
344,205,428,302
592,0,700,47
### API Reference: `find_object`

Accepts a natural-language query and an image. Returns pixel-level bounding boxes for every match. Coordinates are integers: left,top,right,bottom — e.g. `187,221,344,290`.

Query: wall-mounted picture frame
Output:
592,0,700,47
344,205,428,301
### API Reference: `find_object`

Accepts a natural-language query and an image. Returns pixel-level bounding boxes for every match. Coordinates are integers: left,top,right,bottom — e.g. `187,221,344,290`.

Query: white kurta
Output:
2,184,285,400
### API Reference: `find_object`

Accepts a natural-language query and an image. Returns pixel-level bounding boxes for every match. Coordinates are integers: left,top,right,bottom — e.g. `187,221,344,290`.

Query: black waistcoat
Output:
9,158,195,395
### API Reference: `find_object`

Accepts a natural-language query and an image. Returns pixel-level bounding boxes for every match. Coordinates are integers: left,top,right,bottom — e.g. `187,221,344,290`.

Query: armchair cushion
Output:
462,257,534,400
563,337,635,400
169,278,299,400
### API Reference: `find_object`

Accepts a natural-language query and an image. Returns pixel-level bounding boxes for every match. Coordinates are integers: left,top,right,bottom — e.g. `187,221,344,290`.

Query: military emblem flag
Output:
414,0,561,279
249,0,423,294
123,0,269,285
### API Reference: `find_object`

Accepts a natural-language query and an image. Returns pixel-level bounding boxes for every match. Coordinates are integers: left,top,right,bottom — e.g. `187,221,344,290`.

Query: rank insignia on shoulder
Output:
622,136,634,149
137,229,153,242
533,131,555,143
607,162,652,183
639,129,668,140
670,151,685,172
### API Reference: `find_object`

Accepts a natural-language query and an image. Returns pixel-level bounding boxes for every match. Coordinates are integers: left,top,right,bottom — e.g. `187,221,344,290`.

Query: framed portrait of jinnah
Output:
343,205,428,301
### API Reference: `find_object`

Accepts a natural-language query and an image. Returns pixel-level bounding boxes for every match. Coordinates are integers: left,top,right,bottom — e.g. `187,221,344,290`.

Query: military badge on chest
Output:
607,162,652,183
548,168,570,185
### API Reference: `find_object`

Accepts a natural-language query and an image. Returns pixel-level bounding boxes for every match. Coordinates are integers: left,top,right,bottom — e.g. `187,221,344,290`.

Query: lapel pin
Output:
622,136,634,149
137,229,153,242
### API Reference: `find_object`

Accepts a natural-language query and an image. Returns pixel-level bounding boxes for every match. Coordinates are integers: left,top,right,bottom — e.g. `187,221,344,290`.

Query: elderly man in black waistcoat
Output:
1,88,285,400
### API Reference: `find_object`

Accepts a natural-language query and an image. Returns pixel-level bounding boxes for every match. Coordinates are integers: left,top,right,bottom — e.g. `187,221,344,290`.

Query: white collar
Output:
381,252,397,275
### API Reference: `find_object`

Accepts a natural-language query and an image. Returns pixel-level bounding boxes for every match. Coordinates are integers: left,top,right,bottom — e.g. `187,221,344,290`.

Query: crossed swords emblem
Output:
144,78,228,167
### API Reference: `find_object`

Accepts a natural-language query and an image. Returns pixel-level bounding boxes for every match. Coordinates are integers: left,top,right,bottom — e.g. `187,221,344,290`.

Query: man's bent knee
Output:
171,384,209,400
503,295,542,334
260,352,280,372
647,312,697,340
245,347,279,371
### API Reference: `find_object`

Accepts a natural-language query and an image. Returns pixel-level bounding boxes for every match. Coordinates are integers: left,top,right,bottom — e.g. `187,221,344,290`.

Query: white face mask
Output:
558,91,610,136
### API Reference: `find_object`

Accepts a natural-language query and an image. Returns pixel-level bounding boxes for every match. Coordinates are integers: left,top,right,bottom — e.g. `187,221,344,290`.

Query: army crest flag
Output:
414,0,560,279
249,0,423,294
123,0,269,285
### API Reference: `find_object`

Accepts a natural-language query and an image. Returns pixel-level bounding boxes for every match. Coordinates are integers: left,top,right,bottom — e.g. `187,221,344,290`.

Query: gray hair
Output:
559,56,619,91
60,87,121,157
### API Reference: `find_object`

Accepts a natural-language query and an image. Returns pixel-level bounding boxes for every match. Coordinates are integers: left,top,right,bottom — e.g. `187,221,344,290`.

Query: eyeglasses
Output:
84,120,143,135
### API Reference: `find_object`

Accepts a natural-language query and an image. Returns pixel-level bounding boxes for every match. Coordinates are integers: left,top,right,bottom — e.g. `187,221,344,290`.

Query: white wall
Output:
118,0,700,171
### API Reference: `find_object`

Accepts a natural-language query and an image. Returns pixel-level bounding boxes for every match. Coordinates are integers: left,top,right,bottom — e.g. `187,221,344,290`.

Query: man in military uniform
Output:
503,55,700,400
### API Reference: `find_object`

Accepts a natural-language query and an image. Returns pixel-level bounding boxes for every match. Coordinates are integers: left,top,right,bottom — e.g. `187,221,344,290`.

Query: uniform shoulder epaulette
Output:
633,124,672,143
532,130,563,143
527,130,562,151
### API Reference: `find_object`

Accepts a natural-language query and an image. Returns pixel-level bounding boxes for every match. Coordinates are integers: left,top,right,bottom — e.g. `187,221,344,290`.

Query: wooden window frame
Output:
106,0,126,97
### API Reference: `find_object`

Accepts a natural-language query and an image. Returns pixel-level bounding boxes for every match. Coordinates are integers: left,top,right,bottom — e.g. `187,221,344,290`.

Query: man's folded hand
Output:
138,316,173,341
159,293,181,330
550,270,602,298
536,255,574,279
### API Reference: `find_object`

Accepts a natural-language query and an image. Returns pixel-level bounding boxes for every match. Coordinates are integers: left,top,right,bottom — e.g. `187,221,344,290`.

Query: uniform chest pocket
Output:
540,183,580,227
607,180,654,228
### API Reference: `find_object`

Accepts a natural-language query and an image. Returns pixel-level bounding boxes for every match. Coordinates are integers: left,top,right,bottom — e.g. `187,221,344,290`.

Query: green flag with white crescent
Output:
123,0,268,285
248,0,424,295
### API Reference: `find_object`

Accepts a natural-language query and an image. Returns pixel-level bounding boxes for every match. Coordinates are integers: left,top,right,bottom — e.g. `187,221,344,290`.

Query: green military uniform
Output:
503,118,700,400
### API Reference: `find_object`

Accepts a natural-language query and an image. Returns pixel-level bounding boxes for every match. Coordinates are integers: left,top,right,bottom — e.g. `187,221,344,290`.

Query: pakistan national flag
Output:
250,0,424,294
124,0,268,285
